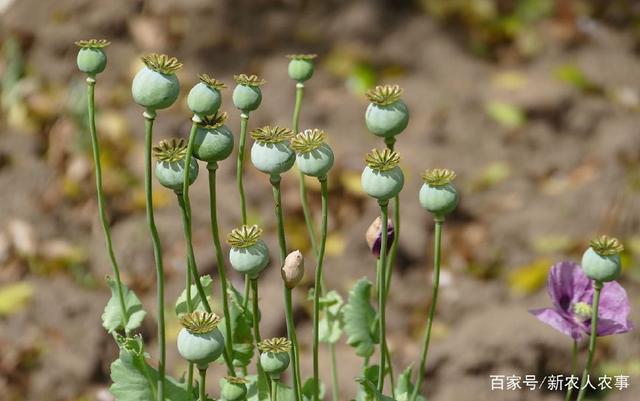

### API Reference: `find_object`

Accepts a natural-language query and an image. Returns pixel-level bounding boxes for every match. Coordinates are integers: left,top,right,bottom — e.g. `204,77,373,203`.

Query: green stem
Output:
564,340,578,401
293,82,319,256
376,201,389,393
410,218,443,401
143,110,166,401
181,121,213,315
187,363,194,401
272,174,302,401
575,281,602,401
198,368,207,401
251,278,270,390
237,112,249,225
86,78,129,333
386,346,395,396
271,378,279,401
207,162,237,376
237,112,252,309
312,178,329,401
329,343,339,401
384,136,398,300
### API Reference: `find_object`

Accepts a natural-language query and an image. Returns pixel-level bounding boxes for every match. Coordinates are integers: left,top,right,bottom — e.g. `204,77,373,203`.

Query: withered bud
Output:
365,216,394,258
281,250,304,288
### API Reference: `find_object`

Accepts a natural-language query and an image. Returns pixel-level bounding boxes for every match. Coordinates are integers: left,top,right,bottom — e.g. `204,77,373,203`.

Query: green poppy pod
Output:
250,126,295,178
258,338,292,379
232,74,265,112
153,139,198,192
364,85,409,138
581,236,624,282
221,376,248,401
187,74,225,117
291,129,334,178
227,225,270,279
176,312,225,369
361,149,404,201
75,39,109,76
132,53,182,111
192,112,234,163
286,54,317,82
418,169,459,219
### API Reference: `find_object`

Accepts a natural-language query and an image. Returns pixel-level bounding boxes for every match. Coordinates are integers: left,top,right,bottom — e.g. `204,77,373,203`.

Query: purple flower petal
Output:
366,217,394,258
529,308,583,341
547,261,591,313
594,281,634,337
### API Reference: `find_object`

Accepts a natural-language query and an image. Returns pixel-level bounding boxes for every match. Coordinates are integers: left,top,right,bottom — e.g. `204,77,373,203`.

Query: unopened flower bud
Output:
366,216,394,258
281,250,304,288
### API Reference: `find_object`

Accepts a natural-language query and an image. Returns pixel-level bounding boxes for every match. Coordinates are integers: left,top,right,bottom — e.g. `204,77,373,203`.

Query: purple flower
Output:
365,217,394,258
529,261,633,341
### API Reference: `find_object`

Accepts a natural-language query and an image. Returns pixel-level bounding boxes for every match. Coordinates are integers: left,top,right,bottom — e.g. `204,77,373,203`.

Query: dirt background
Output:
1,1,640,401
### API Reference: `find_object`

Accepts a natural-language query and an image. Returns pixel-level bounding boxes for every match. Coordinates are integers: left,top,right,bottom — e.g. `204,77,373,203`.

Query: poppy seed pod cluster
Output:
78,40,633,401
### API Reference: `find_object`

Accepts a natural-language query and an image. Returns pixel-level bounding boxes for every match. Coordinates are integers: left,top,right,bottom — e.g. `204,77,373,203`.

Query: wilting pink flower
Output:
365,217,394,258
529,261,633,341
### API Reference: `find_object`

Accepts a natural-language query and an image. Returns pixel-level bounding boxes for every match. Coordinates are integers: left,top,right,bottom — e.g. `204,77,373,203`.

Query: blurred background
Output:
1,0,640,400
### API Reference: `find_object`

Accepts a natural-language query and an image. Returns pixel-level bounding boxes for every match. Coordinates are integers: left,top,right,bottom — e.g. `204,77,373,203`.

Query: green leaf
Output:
301,377,326,401
219,285,255,368
315,290,344,344
394,366,425,401
356,376,395,401
174,275,213,316
356,365,379,401
102,276,146,334
110,335,194,401
246,374,294,401
344,278,377,358
485,101,525,129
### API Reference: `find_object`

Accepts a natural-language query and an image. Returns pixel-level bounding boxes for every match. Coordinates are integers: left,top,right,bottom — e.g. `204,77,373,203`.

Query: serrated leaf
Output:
219,285,254,368
301,377,326,401
174,275,213,316
318,290,344,344
344,278,377,357
394,366,425,401
110,335,194,401
102,276,146,334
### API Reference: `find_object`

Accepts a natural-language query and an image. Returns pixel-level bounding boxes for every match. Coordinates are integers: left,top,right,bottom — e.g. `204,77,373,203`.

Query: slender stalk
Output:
384,136,398,300
271,378,279,401
292,82,319,256
564,340,578,401
312,177,329,401
187,363,194,401
385,346,396,396
410,218,444,401
86,78,129,332
329,343,339,401
237,112,250,225
575,281,602,401
237,112,252,310
186,251,194,401
270,175,302,401
251,278,270,390
198,368,207,401
181,121,213,314
143,110,166,401
376,201,389,393
207,162,236,376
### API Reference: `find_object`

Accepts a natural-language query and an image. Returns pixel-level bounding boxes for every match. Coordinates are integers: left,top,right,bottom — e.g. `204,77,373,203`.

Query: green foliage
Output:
110,335,194,401
394,366,425,401
102,276,146,334
344,278,378,358
174,275,213,316
356,375,395,401
301,377,326,401
246,374,296,401
220,285,255,367
307,289,344,344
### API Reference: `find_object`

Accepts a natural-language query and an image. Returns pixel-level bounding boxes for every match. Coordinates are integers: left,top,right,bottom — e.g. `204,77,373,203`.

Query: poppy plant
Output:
529,261,633,341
